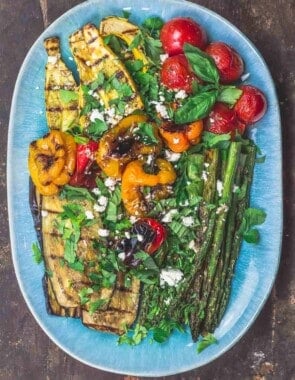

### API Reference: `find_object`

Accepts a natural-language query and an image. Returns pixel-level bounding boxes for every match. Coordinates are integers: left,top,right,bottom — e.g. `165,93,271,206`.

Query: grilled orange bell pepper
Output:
96,114,162,179
121,159,176,216
28,131,76,195
159,120,203,153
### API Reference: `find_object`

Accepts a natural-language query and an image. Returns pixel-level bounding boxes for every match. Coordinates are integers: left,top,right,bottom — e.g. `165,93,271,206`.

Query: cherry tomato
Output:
69,140,99,188
234,85,267,124
205,102,244,135
141,218,167,254
205,42,244,84
160,17,207,56
160,54,196,93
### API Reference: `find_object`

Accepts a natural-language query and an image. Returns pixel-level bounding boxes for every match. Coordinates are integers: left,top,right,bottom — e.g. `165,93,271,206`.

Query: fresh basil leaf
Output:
244,208,267,227
142,16,164,31
240,207,266,244
122,9,131,19
197,333,218,353
152,327,170,343
87,119,108,139
64,238,77,264
143,36,163,64
134,122,158,145
129,32,143,50
90,72,105,90
89,299,108,315
174,90,218,124
105,186,121,222
218,86,242,105
104,34,128,58
184,43,220,85
32,242,43,264
60,185,95,202
78,287,93,305
202,131,231,149
68,260,84,272
125,59,144,73
59,89,79,103
243,228,260,244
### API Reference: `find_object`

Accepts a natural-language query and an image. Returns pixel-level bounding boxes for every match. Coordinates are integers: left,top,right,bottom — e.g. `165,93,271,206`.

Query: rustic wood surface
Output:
0,0,294,379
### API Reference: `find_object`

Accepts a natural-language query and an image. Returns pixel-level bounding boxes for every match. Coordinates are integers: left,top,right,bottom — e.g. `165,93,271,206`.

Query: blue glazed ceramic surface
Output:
7,0,282,376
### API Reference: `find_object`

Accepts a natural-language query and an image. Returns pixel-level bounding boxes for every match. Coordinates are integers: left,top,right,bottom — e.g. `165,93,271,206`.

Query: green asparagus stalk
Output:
189,142,241,340
216,144,256,325
202,153,247,333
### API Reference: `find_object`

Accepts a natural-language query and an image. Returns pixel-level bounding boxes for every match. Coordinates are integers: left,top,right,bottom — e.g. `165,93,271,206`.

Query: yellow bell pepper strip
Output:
96,114,162,179
121,159,176,217
159,120,203,153
28,131,76,196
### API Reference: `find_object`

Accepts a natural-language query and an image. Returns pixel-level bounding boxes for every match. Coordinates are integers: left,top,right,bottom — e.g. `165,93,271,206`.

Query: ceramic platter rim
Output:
7,0,282,376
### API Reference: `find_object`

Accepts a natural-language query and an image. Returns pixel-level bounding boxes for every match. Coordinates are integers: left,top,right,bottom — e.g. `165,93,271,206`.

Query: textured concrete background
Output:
0,0,294,379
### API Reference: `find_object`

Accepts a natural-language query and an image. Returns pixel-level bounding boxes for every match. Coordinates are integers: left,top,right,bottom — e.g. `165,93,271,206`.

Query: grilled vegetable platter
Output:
28,12,268,352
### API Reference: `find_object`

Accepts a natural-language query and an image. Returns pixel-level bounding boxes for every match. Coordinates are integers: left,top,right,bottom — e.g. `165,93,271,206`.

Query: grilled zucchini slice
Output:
99,16,149,68
44,37,79,131
69,24,143,127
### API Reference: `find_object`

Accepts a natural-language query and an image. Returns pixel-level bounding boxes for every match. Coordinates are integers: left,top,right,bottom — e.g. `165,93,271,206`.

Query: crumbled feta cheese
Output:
159,95,165,102
153,102,169,119
98,228,110,237
41,210,48,217
241,72,250,82
160,54,169,63
125,231,131,239
92,188,100,195
118,252,126,261
217,180,223,197
85,210,94,220
93,204,106,213
160,268,184,287
173,137,180,144
182,216,194,227
162,209,177,223
202,170,208,181
137,234,144,242
146,155,153,165
174,90,188,100
48,56,58,64
104,177,117,190
165,150,181,162
216,204,229,215
233,185,240,193
164,297,172,305
98,195,108,206
204,162,210,168
90,109,104,122
88,89,94,96
188,240,198,253
130,216,137,224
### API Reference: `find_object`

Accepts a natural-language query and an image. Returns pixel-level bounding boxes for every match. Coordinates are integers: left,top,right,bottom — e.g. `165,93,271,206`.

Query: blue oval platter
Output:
7,0,282,376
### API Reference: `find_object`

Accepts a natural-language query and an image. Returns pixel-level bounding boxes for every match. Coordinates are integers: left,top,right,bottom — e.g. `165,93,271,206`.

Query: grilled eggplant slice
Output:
30,183,115,312
43,275,81,318
82,273,140,334
44,37,79,131
69,24,143,125
99,16,149,68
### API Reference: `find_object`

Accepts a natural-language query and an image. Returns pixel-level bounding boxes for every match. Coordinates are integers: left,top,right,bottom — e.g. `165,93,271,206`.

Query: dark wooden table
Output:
1,1,294,379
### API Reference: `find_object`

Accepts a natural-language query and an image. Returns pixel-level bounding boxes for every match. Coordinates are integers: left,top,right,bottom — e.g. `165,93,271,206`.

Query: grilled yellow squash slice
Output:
99,16,149,68
44,37,79,131
69,24,143,123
